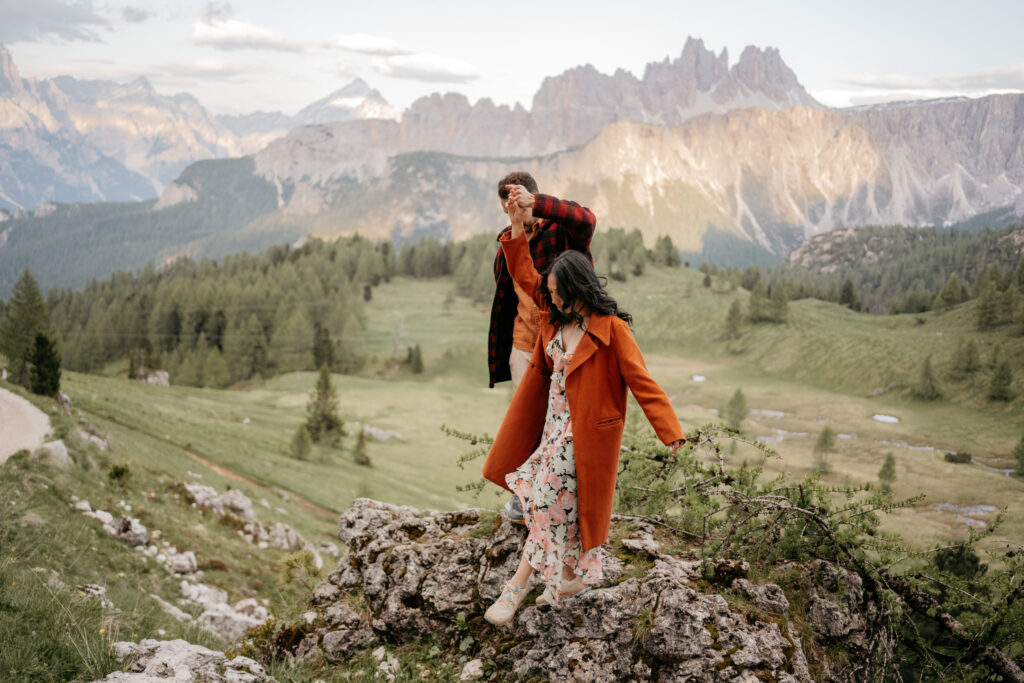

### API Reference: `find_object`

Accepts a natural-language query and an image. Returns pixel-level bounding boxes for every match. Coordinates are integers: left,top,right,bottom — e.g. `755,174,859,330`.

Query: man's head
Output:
497,172,538,213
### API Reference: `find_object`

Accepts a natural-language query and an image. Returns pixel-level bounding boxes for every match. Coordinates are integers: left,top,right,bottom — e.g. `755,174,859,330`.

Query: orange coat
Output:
482,232,684,552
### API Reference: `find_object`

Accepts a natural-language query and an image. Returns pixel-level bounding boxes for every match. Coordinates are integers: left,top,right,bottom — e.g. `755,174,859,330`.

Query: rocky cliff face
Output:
260,498,885,681
228,97,1024,255
399,37,822,158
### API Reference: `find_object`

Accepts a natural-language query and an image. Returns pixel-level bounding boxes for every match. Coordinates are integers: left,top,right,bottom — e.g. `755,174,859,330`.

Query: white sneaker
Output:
535,575,591,607
484,581,529,626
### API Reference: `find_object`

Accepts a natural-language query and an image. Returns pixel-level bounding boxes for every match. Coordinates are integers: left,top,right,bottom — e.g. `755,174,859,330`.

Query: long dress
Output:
505,329,603,600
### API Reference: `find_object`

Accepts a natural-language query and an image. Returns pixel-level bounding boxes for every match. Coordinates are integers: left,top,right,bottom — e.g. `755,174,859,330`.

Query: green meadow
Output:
59,265,1024,553
4,263,1023,680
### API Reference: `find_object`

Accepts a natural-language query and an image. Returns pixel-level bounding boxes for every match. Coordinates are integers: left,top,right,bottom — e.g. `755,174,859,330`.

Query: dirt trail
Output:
184,449,337,518
74,404,338,519
0,387,51,464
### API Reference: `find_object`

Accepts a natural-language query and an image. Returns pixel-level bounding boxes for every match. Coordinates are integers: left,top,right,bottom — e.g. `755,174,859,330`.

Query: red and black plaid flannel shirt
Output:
488,193,596,387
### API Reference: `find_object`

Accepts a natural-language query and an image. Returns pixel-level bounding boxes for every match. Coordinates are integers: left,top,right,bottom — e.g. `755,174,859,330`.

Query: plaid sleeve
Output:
532,194,596,251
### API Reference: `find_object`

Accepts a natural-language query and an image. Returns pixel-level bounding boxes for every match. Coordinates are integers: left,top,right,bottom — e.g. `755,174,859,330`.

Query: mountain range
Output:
1,38,1023,296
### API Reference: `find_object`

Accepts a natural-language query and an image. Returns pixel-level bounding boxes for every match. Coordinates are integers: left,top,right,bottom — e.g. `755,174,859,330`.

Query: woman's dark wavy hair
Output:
539,250,632,327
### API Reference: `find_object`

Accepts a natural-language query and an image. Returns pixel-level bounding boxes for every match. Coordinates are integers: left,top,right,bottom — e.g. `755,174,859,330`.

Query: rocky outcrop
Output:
272,498,885,681
95,639,277,682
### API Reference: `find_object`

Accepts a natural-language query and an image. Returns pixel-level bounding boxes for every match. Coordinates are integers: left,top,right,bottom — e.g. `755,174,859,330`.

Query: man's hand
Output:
669,439,685,454
505,184,535,210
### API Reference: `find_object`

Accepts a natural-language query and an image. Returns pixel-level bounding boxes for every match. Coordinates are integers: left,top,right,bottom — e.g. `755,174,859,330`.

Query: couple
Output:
481,172,684,626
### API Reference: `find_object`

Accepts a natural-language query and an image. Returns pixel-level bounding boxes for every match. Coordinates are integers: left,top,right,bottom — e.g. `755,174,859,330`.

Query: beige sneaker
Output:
535,575,590,607
484,581,529,626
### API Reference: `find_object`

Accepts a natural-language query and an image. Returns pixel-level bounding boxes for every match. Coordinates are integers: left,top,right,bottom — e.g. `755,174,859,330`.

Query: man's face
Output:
499,195,511,215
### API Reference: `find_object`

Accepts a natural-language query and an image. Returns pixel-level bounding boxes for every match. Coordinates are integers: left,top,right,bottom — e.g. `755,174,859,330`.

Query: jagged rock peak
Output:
0,43,24,96
293,78,398,125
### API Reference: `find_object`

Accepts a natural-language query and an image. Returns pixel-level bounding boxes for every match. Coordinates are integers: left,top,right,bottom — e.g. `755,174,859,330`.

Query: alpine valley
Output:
1,37,1023,295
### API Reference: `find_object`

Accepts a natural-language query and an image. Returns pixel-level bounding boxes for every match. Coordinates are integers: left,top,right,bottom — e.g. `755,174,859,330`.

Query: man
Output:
487,171,596,523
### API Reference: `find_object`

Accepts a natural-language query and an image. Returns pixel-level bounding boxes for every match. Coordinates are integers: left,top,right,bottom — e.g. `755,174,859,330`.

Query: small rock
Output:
37,440,71,467
74,500,92,512
460,658,484,681
166,551,198,575
151,593,192,622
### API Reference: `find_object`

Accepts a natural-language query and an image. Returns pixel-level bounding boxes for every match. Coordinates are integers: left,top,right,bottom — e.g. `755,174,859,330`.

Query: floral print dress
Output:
506,329,603,600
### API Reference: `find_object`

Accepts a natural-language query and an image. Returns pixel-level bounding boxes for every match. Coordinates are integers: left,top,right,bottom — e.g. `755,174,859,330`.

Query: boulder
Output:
94,639,277,682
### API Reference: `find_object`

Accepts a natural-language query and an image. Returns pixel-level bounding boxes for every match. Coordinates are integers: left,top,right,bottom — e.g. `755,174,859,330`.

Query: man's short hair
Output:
498,172,538,199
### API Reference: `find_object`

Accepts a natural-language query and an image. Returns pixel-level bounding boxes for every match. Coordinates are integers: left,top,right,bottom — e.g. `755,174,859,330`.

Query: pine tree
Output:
410,344,424,374
748,281,767,322
770,280,789,323
976,280,1000,328
815,425,837,455
965,339,980,373
203,348,231,389
270,309,315,372
1012,431,1024,478
0,269,49,387
353,428,371,467
990,343,1002,369
814,425,837,473
722,389,748,431
878,452,897,492
306,364,344,444
915,355,940,400
174,350,203,387
989,359,1013,401
839,279,858,309
702,272,712,288
290,425,312,460
938,273,963,310
725,300,743,339
28,332,61,395
312,324,333,370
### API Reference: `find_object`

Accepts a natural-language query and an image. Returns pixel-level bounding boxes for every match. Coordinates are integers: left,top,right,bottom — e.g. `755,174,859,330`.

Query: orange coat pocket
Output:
594,415,623,429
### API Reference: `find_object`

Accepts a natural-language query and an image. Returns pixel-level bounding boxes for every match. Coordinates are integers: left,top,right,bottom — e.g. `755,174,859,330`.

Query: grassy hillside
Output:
0,158,283,297
2,265,1022,679
63,268,1024,547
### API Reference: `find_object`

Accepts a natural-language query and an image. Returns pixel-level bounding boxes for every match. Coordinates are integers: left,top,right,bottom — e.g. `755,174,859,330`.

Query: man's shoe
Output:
484,581,529,626
504,497,526,526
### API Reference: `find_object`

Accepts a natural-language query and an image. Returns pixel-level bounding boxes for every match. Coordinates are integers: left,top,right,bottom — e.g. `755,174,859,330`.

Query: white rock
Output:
83,509,114,525
180,581,228,610
143,370,170,387
461,658,485,681
167,551,198,575
150,593,192,622
74,500,92,512
38,440,71,467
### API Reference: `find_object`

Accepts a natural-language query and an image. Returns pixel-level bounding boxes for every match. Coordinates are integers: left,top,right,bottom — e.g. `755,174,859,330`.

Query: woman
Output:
482,195,684,626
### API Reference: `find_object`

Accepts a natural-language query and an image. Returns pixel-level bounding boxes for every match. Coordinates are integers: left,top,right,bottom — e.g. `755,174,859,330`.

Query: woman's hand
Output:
508,197,526,238
669,439,685,454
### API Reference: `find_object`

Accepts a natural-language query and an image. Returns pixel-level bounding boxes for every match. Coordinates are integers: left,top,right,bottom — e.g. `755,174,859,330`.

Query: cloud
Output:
0,0,108,43
191,2,303,53
121,5,157,24
839,65,1024,93
373,53,479,83
156,58,256,81
331,33,411,57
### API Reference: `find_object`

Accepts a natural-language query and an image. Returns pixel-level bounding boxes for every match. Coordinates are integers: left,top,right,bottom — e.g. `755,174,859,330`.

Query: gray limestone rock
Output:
300,498,880,681
94,639,277,682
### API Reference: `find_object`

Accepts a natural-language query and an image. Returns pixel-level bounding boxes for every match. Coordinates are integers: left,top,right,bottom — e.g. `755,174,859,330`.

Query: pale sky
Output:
2,0,1023,116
